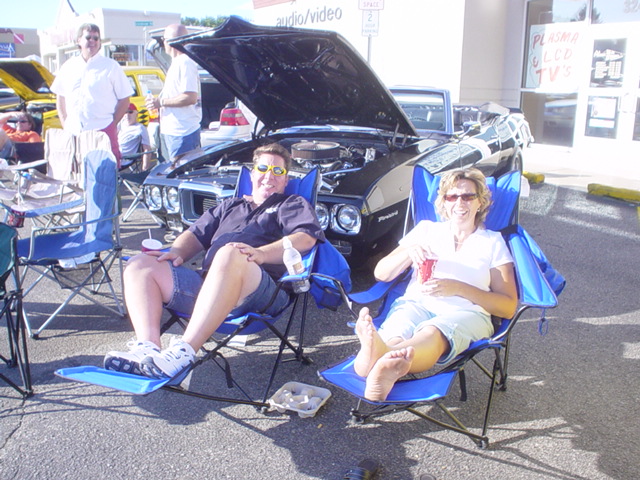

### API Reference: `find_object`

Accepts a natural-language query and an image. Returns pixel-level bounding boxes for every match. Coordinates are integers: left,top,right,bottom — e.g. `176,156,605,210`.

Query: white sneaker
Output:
104,340,160,376
141,338,196,379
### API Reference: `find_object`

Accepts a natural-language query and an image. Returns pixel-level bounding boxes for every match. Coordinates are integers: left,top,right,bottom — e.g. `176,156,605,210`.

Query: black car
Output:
142,17,530,264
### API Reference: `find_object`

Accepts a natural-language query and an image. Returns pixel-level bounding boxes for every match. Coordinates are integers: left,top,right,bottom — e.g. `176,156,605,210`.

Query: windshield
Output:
393,92,446,132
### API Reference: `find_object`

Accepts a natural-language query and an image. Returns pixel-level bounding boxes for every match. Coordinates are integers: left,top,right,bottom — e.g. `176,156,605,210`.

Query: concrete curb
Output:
523,171,544,184
587,183,640,203
524,170,640,203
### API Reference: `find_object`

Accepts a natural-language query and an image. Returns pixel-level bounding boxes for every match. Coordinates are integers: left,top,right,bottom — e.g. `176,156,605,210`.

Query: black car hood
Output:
170,16,417,136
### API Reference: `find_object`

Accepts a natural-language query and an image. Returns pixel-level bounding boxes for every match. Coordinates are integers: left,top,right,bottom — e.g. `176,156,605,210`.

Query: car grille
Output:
193,193,220,217
180,189,222,224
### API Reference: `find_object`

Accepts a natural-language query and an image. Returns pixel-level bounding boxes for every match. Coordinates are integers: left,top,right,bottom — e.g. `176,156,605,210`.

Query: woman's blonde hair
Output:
435,167,492,226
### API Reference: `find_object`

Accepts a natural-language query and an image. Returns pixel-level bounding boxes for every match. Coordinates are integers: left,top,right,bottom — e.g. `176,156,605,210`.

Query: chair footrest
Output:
55,366,176,395
319,357,458,404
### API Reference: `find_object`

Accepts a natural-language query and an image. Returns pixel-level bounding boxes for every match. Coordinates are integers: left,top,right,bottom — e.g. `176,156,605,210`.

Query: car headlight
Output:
145,185,162,210
163,187,180,214
315,203,329,230
331,204,361,235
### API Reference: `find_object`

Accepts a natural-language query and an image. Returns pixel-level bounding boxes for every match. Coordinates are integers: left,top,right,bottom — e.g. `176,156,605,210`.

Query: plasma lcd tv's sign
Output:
526,23,584,91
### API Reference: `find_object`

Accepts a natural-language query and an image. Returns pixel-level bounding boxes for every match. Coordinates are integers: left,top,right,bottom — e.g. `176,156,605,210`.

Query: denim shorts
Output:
377,298,493,365
164,264,290,318
162,129,201,160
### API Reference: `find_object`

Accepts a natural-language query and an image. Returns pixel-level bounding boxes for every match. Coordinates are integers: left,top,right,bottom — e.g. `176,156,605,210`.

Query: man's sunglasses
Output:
84,35,100,41
127,110,135,114
253,164,287,176
444,193,478,202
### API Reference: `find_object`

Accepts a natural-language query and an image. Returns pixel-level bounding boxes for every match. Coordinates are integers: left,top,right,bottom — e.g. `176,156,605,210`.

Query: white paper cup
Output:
141,238,163,252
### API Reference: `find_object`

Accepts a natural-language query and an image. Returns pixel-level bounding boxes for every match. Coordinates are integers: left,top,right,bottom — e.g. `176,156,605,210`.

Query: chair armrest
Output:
7,159,48,172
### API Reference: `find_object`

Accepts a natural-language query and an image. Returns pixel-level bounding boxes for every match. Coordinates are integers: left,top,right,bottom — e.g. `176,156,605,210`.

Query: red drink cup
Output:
141,238,163,252
418,257,438,284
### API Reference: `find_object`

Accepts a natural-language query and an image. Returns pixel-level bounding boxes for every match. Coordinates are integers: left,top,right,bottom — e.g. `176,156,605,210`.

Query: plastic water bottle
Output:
282,236,310,294
146,90,159,117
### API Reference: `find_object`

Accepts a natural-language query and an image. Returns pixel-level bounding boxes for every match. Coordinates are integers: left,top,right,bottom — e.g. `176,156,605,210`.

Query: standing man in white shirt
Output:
146,23,202,162
51,23,133,167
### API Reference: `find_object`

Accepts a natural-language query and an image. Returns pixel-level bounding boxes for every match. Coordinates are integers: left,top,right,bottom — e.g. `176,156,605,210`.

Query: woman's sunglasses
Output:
444,193,478,202
253,164,287,176
84,35,100,41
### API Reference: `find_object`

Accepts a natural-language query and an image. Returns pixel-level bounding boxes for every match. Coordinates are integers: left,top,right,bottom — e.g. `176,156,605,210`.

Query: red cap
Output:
128,103,137,111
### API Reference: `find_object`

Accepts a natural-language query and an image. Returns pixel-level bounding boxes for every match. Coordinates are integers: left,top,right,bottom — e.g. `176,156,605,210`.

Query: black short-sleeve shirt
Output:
188,193,325,279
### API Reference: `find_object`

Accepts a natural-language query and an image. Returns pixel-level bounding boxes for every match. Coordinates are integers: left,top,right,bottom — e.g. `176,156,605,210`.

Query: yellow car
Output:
122,65,165,125
0,59,59,134
0,59,165,134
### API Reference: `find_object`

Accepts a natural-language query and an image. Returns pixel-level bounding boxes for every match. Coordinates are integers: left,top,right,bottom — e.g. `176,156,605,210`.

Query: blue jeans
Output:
164,264,290,319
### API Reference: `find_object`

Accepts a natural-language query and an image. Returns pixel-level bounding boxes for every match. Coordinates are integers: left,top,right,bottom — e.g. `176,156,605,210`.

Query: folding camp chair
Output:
319,166,565,448
56,166,352,410
118,143,157,223
16,144,125,338
0,129,115,231
0,223,32,398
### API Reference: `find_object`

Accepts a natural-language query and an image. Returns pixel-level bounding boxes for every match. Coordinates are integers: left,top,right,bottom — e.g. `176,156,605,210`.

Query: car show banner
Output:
525,22,585,92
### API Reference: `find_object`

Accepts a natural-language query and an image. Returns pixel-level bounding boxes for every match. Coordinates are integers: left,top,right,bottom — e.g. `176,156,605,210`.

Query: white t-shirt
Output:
159,54,202,136
51,53,133,134
399,220,514,315
118,121,150,156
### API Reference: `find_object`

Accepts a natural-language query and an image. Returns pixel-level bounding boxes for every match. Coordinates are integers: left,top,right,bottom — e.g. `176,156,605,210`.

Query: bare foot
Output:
353,307,388,377
364,347,415,402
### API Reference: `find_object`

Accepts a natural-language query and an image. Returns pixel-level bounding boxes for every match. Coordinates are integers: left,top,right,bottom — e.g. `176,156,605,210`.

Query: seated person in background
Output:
0,112,42,159
104,143,325,378
118,103,153,171
353,167,517,402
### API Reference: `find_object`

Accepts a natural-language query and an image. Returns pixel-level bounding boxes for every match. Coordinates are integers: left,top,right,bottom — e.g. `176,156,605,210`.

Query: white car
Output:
200,101,255,146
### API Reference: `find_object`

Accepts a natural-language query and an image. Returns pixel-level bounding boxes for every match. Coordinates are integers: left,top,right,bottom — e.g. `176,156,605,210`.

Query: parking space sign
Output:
359,0,384,10
362,10,379,37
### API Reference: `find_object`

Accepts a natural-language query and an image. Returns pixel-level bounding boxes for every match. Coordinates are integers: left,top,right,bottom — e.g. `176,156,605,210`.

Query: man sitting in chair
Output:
105,143,325,378
353,167,517,401
118,104,153,171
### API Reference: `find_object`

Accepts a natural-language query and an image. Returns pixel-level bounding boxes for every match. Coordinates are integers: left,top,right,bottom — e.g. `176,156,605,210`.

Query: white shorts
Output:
377,297,493,365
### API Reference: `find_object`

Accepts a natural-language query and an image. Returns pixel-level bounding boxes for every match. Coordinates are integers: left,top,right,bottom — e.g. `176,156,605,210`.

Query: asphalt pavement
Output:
1,150,639,480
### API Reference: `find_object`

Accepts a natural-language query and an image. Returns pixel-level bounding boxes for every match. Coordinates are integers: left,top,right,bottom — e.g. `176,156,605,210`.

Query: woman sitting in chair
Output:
0,112,42,159
354,167,518,401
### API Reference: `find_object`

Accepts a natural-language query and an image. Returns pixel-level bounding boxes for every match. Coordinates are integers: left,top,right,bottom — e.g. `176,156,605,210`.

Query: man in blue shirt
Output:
105,143,324,378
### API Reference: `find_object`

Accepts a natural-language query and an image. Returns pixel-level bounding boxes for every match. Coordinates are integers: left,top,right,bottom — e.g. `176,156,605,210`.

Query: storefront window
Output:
522,92,577,146
592,0,640,23
109,44,140,66
585,96,619,138
521,1,589,147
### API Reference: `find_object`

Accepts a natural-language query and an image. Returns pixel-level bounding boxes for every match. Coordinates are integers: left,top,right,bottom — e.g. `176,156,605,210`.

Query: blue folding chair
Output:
57,166,352,410
16,146,125,338
319,166,565,448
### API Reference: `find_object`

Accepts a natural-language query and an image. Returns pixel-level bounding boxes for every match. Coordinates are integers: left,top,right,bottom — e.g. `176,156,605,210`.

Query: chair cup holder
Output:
268,381,331,418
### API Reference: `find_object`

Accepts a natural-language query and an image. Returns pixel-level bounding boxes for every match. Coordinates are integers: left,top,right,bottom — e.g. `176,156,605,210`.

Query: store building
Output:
0,28,40,59
252,0,640,160
33,0,640,161
521,0,640,155
38,7,180,74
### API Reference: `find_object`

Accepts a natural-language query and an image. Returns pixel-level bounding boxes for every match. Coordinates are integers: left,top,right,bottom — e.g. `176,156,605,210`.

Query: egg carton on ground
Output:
268,381,332,418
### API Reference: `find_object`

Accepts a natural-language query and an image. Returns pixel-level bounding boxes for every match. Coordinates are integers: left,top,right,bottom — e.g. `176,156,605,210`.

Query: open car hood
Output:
0,59,56,103
170,16,417,136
